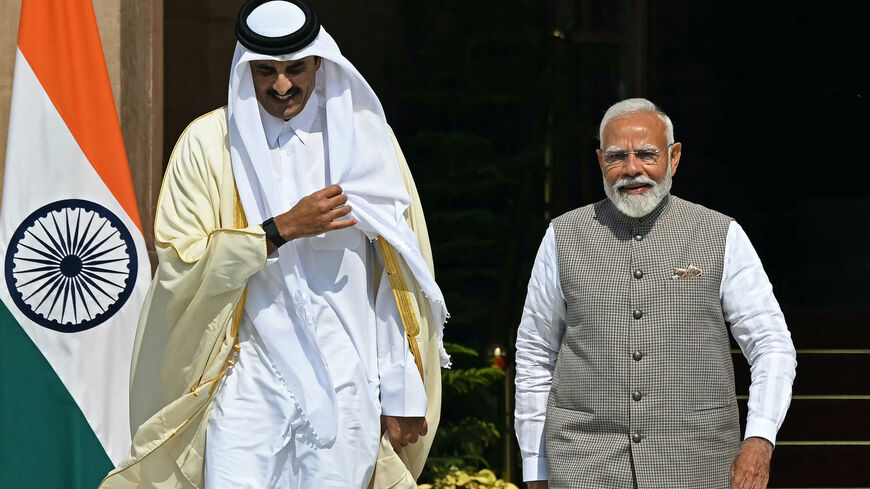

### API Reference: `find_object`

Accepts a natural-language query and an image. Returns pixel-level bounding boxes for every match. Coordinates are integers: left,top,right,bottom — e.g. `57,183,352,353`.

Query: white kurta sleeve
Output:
375,249,428,417
721,221,797,446
514,224,566,482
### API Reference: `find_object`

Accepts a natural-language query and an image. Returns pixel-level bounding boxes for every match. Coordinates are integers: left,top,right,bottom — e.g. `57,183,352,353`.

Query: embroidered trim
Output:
378,237,425,381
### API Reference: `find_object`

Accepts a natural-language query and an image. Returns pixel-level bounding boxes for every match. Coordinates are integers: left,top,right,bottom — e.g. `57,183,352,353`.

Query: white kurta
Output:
205,95,426,489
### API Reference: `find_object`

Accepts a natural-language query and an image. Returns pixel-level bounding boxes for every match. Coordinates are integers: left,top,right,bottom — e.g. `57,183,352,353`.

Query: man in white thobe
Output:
206,1,449,487
99,1,449,488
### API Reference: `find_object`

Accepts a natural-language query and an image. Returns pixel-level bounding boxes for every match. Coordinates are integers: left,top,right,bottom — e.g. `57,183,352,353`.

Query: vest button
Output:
631,433,642,443
632,350,643,361
633,309,643,320
632,391,643,401
634,269,644,279
634,234,643,241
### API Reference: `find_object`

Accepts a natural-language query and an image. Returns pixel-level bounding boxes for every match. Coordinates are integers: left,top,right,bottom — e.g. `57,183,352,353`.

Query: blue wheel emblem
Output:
5,199,138,333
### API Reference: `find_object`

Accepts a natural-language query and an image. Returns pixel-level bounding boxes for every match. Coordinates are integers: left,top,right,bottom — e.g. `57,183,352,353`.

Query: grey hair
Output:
598,98,674,148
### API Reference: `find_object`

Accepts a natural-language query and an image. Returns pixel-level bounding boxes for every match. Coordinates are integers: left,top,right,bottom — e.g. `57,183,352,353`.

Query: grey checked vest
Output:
545,196,740,489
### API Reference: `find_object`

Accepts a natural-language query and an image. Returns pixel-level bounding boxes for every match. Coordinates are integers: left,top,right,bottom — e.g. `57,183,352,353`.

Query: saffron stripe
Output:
16,0,141,230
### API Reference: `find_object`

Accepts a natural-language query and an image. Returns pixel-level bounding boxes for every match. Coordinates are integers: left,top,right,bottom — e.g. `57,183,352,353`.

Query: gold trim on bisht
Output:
377,237,424,381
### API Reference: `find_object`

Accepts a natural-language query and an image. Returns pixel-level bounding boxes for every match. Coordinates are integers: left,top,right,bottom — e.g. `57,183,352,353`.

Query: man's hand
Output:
380,415,428,454
730,437,773,489
526,481,548,489
266,185,356,254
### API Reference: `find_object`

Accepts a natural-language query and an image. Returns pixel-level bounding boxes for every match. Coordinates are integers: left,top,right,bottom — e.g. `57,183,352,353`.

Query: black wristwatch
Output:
262,217,287,248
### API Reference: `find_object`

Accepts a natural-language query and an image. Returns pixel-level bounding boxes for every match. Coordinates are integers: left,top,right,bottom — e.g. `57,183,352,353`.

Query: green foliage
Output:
421,342,507,482
442,342,479,357
419,468,519,489
428,418,502,473
442,368,505,397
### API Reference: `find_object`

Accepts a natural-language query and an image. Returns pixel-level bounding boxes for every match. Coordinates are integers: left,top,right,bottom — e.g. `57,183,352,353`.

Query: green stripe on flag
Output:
0,300,113,489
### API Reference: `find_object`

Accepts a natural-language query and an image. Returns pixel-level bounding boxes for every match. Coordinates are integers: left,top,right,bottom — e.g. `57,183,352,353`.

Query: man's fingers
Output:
396,431,410,450
326,217,357,231
741,475,762,489
318,184,343,198
731,469,760,489
387,425,403,454
730,466,741,489
327,205,353,221
735,470,748,489
325,192,349,208
383,417,429,453
730,447,770,489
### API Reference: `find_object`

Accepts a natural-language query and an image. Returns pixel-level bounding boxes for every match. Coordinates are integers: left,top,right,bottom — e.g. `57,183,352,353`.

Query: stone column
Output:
121,0,163,268
0,1,24,190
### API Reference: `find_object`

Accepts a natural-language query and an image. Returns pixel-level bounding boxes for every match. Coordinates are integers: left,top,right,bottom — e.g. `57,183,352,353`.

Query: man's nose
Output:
622,153,644,176
274,74,293,95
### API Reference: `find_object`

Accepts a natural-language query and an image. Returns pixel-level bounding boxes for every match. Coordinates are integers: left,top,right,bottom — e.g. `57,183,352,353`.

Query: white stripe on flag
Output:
0,49,150,464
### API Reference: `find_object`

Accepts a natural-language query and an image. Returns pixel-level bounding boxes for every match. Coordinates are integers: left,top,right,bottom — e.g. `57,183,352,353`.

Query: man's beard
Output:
603,162,672,218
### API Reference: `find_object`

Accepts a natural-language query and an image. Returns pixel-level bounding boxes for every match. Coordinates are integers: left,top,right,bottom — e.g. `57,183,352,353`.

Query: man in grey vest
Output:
514,98,796,489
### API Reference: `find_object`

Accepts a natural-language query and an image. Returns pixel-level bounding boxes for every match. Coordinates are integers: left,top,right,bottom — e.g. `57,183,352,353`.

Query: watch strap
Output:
262,217,287,248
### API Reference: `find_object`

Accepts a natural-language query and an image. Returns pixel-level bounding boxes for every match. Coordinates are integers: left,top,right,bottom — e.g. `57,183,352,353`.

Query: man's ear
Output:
314,55,322,69
596,148,606,172
669,142,682,176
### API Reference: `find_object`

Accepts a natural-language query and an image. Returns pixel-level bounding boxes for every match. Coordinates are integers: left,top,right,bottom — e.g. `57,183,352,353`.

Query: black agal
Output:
235,0,320,55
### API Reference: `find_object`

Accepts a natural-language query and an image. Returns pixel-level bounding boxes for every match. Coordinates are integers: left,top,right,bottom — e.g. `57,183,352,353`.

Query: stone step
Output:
737,398,870,441
734,351,870,395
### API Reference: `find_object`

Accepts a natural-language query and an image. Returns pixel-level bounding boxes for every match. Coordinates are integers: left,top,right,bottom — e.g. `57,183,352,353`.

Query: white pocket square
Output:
672,265,702,279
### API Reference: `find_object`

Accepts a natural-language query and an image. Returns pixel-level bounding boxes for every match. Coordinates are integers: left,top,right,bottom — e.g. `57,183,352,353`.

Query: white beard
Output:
603,161,672,218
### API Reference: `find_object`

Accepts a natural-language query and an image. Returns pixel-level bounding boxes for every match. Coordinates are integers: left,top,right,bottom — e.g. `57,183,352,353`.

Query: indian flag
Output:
0,0,150,487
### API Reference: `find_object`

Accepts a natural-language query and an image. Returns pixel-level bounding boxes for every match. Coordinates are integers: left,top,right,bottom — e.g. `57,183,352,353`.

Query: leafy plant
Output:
419,468,519,489
441,367,505,396
421,343,506,482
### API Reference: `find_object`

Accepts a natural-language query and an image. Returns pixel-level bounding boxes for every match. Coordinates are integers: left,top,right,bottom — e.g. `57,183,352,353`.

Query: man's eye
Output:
607,153,628,162
636,151,657,161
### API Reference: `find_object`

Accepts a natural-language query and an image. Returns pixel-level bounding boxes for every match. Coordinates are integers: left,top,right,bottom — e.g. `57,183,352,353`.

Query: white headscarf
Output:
227,27,449,447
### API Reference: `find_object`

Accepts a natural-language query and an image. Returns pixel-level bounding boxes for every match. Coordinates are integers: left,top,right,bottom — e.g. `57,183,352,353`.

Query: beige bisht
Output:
99,107,441,489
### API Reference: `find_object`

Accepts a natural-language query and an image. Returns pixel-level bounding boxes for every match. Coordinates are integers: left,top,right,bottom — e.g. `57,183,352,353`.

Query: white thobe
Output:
514,220,797,481
205,93,427,489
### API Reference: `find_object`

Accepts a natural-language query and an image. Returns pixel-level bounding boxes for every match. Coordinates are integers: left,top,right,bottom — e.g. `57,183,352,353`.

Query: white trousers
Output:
205,319,381,489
